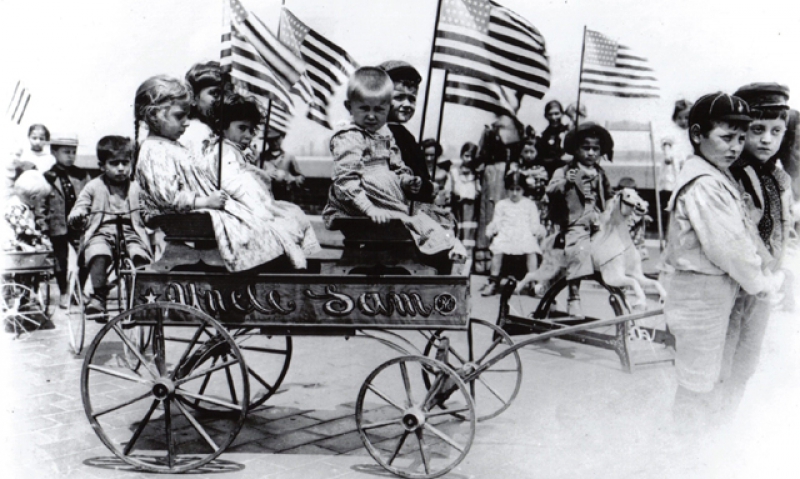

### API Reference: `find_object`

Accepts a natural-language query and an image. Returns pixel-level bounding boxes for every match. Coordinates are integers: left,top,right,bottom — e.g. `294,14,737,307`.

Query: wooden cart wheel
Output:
2,281,47,340
81,302,249,473
66,268,86,354
356,355,475,479
423,319,522,421
172,328,291,413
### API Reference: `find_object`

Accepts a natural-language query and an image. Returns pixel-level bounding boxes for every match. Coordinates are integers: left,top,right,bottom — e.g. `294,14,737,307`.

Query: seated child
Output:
482,171,546,296
2,170,52,252
323,67,464,259
259,128,306,202
68,136,152,314
214,92,320,266
134,75,318,272
546,122,614,317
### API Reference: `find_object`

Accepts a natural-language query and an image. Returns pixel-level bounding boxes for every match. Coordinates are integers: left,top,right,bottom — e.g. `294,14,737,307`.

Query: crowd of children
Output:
2,59,797,439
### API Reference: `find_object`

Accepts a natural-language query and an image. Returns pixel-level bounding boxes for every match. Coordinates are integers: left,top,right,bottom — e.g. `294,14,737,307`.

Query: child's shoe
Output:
58,294,69,309
85,296,107,321
567,299,584,318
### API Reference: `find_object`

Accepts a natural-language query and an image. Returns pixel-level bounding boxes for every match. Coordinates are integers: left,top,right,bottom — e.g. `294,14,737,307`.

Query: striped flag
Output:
227,0,304,88
278,8,358,129
444,74,518,118
579,29,659,98
7,81,31,125
432,0,550,100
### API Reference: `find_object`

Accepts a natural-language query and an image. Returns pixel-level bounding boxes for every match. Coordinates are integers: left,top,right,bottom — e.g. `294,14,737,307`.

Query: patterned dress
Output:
323,123,456,255
136,137,319,271
2,195,51,251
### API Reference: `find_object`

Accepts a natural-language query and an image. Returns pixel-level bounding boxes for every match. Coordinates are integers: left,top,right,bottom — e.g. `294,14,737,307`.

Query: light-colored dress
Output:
136,137,318,271
323,123,456,255
486,197,544,255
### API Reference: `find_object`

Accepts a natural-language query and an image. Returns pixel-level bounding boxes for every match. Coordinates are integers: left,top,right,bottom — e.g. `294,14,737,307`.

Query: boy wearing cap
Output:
44,133,91,308
546,122,614,317
662,92,784,429
379,60,434,203
720,83,794,417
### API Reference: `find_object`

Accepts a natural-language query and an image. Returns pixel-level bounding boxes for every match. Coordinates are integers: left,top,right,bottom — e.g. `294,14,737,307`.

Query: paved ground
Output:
2,255,800,479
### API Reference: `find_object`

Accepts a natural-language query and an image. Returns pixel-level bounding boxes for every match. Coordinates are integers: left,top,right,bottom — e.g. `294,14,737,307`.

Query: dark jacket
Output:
387,123,434,202
44,164,91,237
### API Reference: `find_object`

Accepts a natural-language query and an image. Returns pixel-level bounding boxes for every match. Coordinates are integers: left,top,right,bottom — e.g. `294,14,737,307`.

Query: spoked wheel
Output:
66,269,86,354
356,355,475,479
81,302,249,473
115,261,151,364
423,319,522,421
172,328,291,413
2,281,48,340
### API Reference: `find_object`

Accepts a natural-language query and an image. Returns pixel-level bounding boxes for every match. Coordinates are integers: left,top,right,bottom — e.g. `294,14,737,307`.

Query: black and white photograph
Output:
2,1,799,478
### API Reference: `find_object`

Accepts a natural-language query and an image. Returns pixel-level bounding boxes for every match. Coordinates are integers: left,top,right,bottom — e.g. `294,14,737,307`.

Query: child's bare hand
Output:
68,213,86,228
408,177,422,194
206,191,229,210
566,169,579,184
366,207,393,224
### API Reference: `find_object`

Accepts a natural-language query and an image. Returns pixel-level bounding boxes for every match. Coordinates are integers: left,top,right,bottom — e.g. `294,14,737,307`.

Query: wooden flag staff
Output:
574,25,588,132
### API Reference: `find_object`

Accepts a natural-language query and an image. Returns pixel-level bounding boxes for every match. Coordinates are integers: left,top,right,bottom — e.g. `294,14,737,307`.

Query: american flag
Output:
432,0,550,100
7,81,31,125
278,8,358,130
444,74,518,118
226,0,304,88
221,28,296,134
579,29,659,98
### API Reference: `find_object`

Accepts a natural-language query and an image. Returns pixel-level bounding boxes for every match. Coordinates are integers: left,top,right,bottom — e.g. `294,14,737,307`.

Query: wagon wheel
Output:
2,282,47,340
66,268,86,354
356,355,475,479
81,302,249,473
173,328,292,413
422,319,522,421
116,260,152,365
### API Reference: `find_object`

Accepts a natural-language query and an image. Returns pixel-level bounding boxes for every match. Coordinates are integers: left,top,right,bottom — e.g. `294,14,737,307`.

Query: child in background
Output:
44,133,91,309
450,142,480,259
662,92,783,430
2,170,52,252
535,100,569,179
260,129,306,203
546,122,614,317
421,139,452,209
68,136,151,314
616,177,651,260
214,92,320,265
482,171,546,296
323,67,464,259
134,75,317,272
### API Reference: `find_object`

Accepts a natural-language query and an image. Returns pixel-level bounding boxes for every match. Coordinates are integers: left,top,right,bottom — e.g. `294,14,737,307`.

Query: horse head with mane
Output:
517,188,666,310
591,188,666,309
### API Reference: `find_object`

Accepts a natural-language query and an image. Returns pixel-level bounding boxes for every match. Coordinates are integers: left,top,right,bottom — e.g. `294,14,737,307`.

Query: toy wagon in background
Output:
1,250,53,339
79,215,524,478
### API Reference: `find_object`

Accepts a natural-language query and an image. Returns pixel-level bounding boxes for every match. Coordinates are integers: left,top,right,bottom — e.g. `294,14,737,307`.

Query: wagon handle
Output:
466,307,665,383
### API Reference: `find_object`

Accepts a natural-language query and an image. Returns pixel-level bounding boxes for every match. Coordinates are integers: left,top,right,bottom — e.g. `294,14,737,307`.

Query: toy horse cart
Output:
1,250,53,339
79,215,527,478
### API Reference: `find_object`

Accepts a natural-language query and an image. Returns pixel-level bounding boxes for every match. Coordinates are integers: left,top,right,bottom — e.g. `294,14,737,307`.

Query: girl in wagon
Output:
133,75,319,272
323,67,465,261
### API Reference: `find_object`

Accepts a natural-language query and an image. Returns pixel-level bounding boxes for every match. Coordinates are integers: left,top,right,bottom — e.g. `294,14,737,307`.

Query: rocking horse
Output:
517,188,666,310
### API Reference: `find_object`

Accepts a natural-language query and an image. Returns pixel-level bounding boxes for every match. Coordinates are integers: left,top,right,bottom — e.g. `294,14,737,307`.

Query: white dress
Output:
486,197,545,255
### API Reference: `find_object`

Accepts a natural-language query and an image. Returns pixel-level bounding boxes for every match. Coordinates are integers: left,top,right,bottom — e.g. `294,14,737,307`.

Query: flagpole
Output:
648,122,665,251
434,70,449,147
575,25,587,131
217,0,228,190
418,0,444,140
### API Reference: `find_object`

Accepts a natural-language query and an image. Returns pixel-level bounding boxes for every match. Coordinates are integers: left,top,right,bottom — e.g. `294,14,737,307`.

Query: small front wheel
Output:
356,355,475,479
